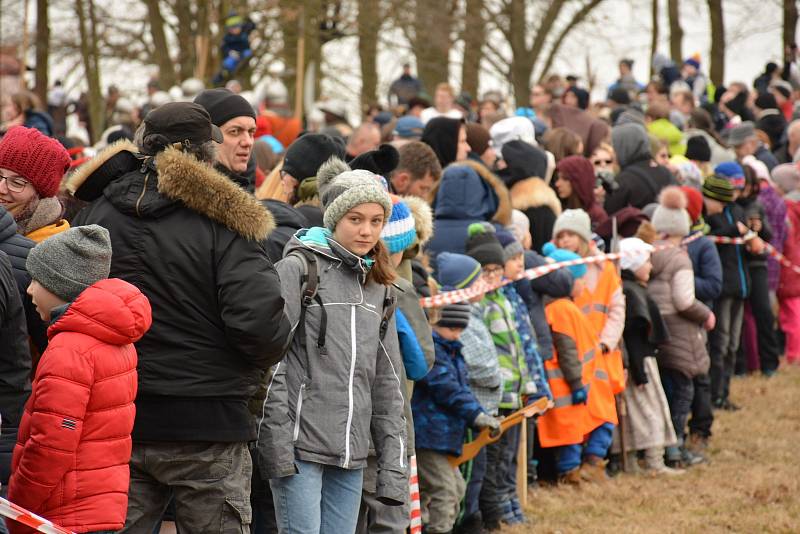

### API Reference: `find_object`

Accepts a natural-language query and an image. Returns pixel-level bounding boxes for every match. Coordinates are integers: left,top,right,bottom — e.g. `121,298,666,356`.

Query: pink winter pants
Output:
779,297,800,363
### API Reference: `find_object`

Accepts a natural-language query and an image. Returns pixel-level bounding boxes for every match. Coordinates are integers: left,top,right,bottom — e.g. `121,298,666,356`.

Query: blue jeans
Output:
556,422,615,474
270,459,363,534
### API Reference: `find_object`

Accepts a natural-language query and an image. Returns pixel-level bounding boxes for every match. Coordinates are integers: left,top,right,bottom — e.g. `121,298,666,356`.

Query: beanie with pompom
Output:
465,222,505,266
542,242,587,280
651,186,690,237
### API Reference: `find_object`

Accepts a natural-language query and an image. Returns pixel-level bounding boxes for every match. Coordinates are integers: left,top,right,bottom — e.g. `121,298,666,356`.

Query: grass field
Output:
508,365,800,533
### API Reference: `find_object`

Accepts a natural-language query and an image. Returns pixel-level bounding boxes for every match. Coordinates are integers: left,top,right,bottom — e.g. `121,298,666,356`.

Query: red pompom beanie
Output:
0,126,71,198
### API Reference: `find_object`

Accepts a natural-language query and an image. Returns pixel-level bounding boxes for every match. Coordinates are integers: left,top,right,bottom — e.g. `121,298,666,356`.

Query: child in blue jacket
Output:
412,303,500,534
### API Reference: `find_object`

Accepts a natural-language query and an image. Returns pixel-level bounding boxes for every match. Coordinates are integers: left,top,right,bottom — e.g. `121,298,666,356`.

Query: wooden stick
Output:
293,6,305,122
516,418,528,505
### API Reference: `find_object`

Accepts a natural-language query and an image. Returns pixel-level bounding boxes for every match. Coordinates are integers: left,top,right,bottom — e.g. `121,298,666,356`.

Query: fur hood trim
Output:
402,195,434,245
65,139,138,194
459,159,512,225
155,147,274,241
510,177,562,215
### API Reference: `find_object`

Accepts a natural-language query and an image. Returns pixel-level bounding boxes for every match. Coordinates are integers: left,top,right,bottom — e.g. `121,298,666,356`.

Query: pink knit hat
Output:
0,126,71,198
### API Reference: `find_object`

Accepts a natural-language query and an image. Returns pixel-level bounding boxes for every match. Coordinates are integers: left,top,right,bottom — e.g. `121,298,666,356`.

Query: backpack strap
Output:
379,286,398,341
288,250,329,362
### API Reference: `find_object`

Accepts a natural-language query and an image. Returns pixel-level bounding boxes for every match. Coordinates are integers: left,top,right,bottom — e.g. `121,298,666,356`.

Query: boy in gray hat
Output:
9,225,152,533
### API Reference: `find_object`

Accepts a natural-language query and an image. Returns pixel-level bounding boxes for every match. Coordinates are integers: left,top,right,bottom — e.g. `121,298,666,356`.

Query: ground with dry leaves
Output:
506,364,800,533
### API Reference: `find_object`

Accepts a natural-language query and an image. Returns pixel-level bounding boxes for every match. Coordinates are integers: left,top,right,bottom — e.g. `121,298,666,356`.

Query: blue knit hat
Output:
714,161,745,190
435,252,482,291
381,195,417,254
495,228,524,261
542,242,587,279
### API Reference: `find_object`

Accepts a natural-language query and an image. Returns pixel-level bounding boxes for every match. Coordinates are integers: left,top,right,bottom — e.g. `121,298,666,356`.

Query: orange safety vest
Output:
538,298,597,448
575,260,626,395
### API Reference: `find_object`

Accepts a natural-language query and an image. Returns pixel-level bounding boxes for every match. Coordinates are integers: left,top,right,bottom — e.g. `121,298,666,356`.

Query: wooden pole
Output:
516,417,527,505
293,6,305,122
19,0,30,90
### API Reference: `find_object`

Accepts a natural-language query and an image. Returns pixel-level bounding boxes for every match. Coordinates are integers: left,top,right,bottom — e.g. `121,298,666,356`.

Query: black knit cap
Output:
685,135,711,163
194,88,256,127
282,133,346,181
465,222,505,266
437,302,471,329
349,144,399,176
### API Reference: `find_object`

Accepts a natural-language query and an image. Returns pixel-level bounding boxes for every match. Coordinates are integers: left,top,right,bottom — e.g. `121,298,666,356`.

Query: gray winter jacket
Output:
257,229,408,505
649,244,712,378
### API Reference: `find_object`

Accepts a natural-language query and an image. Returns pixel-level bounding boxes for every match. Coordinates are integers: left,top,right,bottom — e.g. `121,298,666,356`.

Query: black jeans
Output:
688,372,714,438
749,265,781,373
660,368,694,443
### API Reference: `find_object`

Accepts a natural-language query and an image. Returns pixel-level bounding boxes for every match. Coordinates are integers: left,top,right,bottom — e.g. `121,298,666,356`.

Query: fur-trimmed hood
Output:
402,195,434,245
432,160,511,226
510,176,562,216
67,141,274,241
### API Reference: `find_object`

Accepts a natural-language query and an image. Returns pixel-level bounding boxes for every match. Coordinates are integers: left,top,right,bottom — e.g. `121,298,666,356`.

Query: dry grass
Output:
507,365,800,534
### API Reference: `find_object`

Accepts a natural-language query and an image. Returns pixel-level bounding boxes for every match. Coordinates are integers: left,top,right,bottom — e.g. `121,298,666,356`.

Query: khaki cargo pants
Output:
120,441,252,534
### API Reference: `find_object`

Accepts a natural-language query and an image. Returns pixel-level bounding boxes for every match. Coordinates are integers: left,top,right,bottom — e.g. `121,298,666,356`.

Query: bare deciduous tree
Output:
707,0,725,86
668,0,683,62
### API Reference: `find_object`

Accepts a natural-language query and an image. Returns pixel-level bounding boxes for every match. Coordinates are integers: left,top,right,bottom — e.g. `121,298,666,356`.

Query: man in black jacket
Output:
67,102,290,533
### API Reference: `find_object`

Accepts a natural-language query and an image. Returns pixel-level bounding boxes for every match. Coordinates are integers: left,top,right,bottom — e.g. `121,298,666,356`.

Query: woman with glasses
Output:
0,126,72,242
590,142,619,208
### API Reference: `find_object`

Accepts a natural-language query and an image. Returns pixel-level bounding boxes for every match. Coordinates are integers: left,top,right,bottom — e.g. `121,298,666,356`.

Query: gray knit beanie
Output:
316,157,393,230
552,209,592,243
26,224,112,302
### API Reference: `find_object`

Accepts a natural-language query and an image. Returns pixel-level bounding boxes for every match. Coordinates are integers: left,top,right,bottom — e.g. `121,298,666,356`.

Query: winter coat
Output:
22,109,55,137
389,74,423,106
685,231,723,307
649,244,711,378
411,332,484,456
502,285,551,400
755,144,780,171
261,199,310,264
647,118,686,156
756,109,787,151
621,271,669,386
515,250,574,361
604,160,674,215
396,309,429,381
778,197,800,299
758,184,788,290
683,128,735,167
67,140,290,443
0,252,30,485
428,160,511,261
257,229,407,505
556,156,609,229
737,195,773,269
8,279,151,534
0,206,46,351
706,203,751,299
509,177,561,254
548,103,610,157
460,306,503,415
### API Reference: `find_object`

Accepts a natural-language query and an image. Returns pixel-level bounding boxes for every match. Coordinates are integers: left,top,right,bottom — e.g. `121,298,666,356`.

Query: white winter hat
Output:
490,117,537,153
619,237,654,272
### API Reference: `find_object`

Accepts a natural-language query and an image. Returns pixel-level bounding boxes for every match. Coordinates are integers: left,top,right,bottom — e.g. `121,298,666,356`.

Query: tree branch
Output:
536,0,604,81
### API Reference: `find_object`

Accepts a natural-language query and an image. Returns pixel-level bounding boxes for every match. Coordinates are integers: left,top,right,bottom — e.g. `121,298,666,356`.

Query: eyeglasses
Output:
482,266,504,277
0,174,30,193
593,159,613,166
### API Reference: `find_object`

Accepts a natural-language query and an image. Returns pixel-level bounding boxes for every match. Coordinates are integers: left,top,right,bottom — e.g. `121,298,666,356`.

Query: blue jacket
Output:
395,308,429,380
427,164,501,264
706,204,750,299
685,231,723,307
411,331,484,456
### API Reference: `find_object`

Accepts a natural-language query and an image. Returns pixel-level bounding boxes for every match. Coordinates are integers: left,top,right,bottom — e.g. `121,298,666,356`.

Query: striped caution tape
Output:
420,233,702,308
409,455,422,534
0,496,74,533
706,235,800,275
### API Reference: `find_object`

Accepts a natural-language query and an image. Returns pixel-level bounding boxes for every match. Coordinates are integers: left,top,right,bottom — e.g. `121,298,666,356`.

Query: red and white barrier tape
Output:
409,455,422,534
0,497,74,534
420,231,800,308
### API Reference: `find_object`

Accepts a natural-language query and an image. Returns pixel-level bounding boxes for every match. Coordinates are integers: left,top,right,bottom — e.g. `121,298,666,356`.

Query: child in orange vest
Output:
539,244,615,484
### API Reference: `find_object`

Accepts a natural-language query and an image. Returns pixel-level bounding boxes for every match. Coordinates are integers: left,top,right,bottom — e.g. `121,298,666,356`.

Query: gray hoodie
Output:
257,229,408,505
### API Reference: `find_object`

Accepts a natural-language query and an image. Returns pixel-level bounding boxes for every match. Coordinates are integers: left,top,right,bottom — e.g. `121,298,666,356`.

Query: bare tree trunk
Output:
76,0,104,142
507,0,536,107
144,0,177,88
650,0,659,76
357,0,379,109
707,0,725,86
174,0,196,81
460,0,484,99
412,0,454,93
668,0,683,63
34,0,49,105
784,0,799,52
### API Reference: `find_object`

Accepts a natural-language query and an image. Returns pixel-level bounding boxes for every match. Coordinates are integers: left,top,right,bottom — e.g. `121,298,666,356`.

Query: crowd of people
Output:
2,47,800,534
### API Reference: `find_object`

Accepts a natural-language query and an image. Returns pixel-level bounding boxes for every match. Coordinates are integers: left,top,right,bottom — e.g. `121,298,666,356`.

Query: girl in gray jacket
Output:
257,159,408,534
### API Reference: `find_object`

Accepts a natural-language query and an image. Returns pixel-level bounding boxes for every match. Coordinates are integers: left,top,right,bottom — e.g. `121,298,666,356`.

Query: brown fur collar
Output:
65,140,139,195
402,195,433,245
510,177,562,216
155,147,274,241
458,160,512,225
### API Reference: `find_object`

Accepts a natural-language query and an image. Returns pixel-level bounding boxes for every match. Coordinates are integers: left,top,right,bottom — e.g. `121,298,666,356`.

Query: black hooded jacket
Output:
68,141,290,442
421,117,462,167
261,199,309,263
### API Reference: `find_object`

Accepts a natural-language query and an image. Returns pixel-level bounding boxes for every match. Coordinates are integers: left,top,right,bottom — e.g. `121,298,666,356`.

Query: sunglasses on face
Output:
593,159,613,166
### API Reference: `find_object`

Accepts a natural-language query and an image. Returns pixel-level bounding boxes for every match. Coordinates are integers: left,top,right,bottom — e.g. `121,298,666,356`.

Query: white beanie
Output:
619,237,654,272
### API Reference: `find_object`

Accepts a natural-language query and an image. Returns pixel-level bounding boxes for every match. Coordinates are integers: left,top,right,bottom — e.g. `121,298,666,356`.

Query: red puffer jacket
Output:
8,278,151,534
779,199,800,300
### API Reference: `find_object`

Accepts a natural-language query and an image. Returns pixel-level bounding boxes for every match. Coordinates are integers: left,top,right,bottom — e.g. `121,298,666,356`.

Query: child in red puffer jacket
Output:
8,225,151,534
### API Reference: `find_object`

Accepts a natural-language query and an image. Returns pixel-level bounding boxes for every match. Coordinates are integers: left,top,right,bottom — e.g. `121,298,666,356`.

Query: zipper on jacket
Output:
135,172,150,217
343,305,357,468
292,383,305,442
